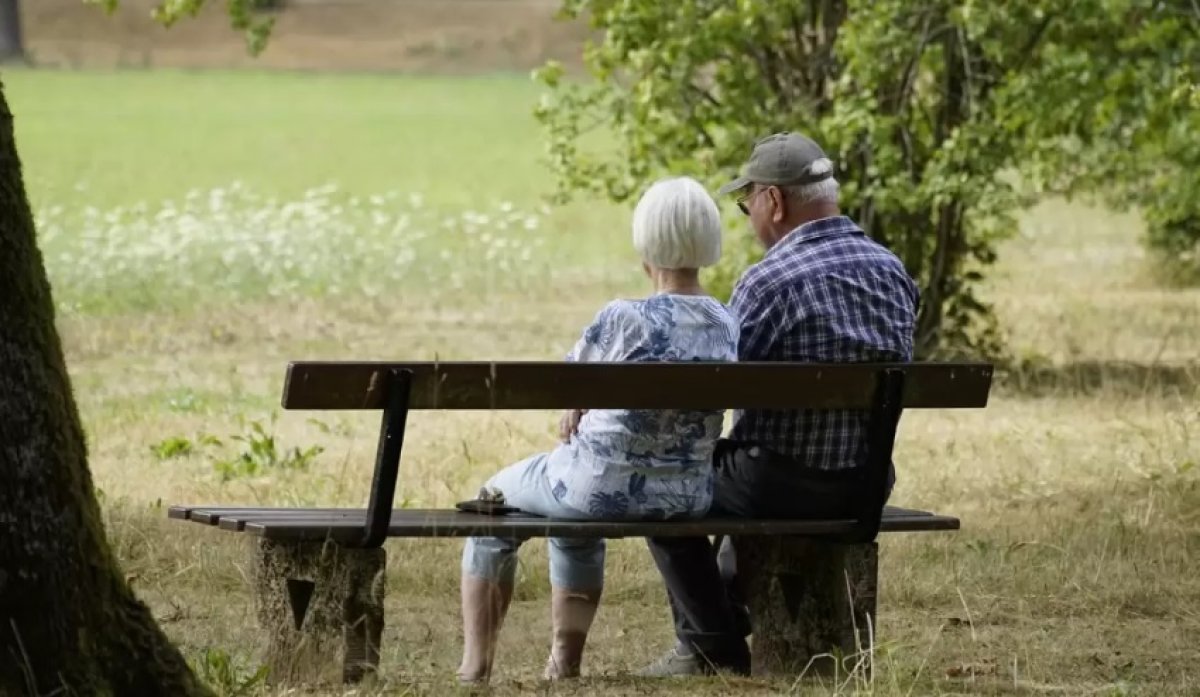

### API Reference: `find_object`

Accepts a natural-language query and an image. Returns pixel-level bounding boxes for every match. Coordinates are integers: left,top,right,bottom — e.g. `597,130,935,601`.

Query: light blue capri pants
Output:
461,453,605,591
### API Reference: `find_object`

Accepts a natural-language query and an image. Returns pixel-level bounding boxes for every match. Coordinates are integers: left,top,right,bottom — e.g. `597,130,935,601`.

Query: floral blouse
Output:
544,294,738,519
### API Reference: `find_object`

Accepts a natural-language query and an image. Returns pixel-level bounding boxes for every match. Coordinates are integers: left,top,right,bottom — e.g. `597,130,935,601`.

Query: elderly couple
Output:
457,132,919,683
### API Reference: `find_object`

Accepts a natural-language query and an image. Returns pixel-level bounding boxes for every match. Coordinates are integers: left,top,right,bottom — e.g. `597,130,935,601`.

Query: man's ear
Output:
770,186,787,224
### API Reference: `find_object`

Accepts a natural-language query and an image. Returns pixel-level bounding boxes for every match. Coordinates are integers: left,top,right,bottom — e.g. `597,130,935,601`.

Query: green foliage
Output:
1145,204,1200,283
149,433,221,460
149,436,194,460
1015,1,1200,282
190,647,268,697
212,418,323,482
85,0,274,54
535,0,1200,356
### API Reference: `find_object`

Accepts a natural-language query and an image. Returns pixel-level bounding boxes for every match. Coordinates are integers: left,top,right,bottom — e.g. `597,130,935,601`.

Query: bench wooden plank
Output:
170,506,958,543
216,509,363,531
282,361,993,411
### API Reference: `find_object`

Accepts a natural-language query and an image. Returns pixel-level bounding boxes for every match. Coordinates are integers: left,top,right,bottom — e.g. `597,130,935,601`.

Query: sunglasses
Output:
736,187,768,215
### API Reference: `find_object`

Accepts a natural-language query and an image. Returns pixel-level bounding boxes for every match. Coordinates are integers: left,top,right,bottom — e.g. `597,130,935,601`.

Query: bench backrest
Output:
282,361,993,410
280,361,994,548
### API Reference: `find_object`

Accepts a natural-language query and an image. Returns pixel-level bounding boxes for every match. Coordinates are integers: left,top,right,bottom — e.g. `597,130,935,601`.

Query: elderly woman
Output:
457,176,738,684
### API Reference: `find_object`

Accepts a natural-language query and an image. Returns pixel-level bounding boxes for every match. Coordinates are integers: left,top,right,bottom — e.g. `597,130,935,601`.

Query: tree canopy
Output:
535,0,1200,356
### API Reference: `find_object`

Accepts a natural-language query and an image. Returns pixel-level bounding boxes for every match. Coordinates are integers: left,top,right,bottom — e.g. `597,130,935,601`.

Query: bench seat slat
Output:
216,508,364,531
171,505,959,543
283,361,993,411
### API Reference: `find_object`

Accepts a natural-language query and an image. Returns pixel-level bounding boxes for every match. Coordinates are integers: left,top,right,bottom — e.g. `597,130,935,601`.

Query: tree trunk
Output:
0,80,209,695
0,0,22,63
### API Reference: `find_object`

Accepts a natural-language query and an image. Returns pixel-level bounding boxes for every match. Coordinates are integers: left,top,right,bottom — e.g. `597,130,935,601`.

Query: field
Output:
24,0,590,74
7,68,1200,696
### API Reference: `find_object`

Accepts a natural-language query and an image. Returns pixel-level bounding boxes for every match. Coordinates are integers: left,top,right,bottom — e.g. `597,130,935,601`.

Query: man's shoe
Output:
637,645,707,677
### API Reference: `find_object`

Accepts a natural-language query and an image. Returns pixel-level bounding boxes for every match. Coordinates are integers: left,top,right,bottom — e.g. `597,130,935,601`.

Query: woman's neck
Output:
653,268,705,296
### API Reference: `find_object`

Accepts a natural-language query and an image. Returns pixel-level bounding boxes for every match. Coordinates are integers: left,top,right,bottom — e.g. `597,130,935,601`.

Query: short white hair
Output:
632,176,722,269
781,158,840,205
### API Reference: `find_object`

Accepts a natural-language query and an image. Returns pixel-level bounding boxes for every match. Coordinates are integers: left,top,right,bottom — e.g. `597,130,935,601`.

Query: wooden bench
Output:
169,360,992,684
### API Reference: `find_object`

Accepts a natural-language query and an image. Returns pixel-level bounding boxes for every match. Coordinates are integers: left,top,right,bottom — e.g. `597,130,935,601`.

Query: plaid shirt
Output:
729,215,919,470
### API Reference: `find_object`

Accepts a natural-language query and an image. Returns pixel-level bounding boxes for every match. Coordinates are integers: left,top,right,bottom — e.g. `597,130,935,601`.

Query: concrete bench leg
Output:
735,537,878,678
253,539,386,684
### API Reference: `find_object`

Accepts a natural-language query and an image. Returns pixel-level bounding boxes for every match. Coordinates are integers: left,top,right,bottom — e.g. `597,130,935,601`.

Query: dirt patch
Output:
25,0,592,73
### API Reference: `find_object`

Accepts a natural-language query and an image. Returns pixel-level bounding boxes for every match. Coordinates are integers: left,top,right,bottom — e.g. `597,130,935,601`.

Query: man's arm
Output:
730,273,782,361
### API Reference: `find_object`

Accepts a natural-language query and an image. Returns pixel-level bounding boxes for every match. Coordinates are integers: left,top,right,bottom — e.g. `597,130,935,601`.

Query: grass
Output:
11,69,561,206
7,67,1200,696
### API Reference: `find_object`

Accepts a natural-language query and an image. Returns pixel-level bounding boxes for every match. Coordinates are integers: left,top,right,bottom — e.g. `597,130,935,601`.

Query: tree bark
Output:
0,0,22,63
0,79,210,695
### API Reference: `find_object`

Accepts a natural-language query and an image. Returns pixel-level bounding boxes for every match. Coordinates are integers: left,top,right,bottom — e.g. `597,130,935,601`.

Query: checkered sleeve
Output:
730,271,781,361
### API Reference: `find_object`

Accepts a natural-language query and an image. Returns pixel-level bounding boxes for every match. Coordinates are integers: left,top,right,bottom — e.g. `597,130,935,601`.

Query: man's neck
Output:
786,203,841,231
770,207,842,248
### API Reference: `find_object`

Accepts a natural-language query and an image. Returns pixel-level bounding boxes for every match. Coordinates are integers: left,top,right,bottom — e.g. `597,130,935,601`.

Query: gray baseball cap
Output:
717,132,834,195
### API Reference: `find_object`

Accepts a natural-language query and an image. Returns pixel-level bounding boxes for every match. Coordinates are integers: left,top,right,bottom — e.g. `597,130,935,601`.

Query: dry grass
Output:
14,67,1198,695
79,199,1200,696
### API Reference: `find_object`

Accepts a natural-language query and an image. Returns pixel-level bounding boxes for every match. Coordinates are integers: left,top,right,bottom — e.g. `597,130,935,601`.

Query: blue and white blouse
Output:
544,294,738,519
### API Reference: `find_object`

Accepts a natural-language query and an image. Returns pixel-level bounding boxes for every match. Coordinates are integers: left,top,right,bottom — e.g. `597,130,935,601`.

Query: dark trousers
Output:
645,440,893,672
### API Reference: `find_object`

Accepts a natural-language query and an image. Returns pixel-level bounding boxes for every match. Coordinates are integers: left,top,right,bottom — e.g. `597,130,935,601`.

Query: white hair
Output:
631,176,722,269
781,158,840,205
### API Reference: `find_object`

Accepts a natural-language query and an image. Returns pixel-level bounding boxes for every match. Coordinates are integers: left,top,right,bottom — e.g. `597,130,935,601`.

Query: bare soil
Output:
24,0,592,73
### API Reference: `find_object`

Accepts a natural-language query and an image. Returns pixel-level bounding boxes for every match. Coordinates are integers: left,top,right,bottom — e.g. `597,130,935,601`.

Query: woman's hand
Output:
558,409,589,443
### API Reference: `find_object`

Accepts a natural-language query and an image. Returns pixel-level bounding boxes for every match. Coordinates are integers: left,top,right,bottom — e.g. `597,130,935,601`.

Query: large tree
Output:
0,77,212,697
0,1,270,692
535,0,1199,356
0,0,22,63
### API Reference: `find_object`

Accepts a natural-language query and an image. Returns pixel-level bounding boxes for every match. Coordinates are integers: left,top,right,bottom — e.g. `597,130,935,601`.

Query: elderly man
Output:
641,132,920,676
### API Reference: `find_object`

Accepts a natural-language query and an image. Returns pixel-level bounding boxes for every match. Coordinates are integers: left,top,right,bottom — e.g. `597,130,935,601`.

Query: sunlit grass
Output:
7,69,564,208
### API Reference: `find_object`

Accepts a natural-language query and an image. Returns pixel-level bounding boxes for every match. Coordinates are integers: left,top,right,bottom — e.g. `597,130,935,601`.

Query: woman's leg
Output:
458,538,518,683
457,455,553,683
460,453,608,681
544,537,606,679
502,451,608,678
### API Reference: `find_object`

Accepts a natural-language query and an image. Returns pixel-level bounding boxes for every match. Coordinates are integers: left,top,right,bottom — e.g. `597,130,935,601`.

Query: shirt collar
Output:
764,215,861,259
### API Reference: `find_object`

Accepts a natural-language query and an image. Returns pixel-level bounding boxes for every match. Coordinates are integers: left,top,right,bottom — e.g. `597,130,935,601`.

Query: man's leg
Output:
642,535,749,675
708,443,763,644
715,534,752,638
710,446,865,653
641,441,754,676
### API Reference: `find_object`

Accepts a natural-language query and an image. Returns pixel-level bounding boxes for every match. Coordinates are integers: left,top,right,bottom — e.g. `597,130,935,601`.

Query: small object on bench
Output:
168,360,993,684
455,500,521,515
456,486,522,515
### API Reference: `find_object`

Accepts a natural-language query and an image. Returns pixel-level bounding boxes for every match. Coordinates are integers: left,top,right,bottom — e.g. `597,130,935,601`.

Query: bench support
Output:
253,539,386,684
359,368,413,549
736,537,878,678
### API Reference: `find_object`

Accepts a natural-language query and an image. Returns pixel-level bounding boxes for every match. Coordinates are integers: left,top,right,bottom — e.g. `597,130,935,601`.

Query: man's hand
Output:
558,409,589,443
